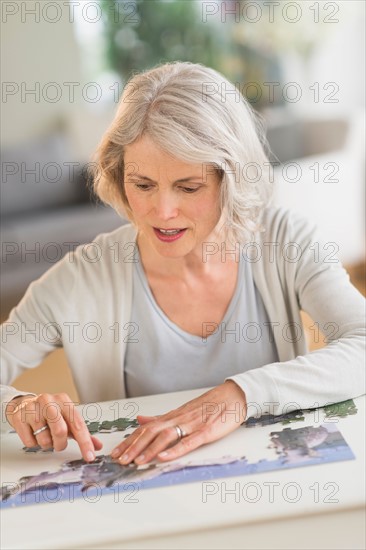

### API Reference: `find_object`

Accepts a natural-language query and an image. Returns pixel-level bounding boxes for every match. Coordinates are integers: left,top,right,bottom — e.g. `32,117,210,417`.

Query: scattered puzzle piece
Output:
23,446,53,453
245,399,357,428
245,410,305,428
85,417,139,434
323,399,358,418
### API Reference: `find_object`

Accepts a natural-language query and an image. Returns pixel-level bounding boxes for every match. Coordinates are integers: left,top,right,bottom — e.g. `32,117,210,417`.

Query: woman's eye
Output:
181,187,199,193
132,183,199,193
135,183,152,191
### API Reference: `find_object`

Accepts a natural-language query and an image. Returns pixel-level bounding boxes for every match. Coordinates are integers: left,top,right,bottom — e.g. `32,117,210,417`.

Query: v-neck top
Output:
124,247,279,397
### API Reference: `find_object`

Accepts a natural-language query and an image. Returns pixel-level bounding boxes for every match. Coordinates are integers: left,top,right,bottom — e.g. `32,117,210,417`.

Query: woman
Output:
1,62,365,466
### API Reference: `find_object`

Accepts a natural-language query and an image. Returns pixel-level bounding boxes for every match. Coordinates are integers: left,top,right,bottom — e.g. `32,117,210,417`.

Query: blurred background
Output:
1,0,365,398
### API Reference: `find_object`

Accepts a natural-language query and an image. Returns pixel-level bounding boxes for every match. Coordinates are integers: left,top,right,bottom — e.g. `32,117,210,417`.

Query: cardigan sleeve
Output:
226,209,366,419
0,249,79,432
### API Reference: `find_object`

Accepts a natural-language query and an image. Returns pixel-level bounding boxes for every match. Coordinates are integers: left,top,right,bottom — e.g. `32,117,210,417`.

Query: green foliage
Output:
99,0,220,80
97,0,292,109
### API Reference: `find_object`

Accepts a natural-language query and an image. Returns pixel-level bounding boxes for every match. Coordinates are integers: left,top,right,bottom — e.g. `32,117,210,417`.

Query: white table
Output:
1,388,365,550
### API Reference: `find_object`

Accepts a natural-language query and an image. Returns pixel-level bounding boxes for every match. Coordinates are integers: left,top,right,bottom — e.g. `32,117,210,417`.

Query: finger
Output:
110,425,149,458
157,431,205,462
91,436,103,451
59,401,97,462
31,422,53,450
5,396,37,429
12,419,39,449
134,426,181,464
111,412,191,461
111,411,198,461
38,417,103,455
31,399,70,454
113,426,159,464
137,415,159,425
11,399,51,449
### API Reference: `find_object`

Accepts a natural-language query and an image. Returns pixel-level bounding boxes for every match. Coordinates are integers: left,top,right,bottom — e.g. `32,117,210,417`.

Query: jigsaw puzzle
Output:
1,419,355,508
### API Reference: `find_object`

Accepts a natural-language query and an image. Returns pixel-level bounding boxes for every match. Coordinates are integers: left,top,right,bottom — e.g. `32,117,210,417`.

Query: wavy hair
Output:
90,61,273,243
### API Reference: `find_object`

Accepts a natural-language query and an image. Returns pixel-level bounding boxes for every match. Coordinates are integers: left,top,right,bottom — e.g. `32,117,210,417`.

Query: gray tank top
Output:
124,248,278,397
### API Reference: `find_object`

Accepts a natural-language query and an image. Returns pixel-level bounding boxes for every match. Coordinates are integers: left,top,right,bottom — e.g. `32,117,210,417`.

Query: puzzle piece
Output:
323,399,358,418
85,417,139,434
245,409,305,428
244,399,357,428
23,446,53,453
98,418,139,432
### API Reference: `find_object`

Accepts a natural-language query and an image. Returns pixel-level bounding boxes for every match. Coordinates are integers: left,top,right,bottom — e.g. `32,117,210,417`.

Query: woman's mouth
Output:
153,227,187,242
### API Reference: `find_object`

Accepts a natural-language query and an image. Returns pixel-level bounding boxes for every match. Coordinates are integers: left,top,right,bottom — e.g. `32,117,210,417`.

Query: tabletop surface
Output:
1,388,365,550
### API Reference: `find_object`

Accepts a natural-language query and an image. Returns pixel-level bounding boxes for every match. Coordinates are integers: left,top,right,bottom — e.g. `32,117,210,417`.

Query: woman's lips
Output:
153,228,187,242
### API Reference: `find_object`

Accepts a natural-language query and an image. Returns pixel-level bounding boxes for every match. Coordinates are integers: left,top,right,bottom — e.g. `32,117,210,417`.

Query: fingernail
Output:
111,448,120,458
135,454,145,463
86,451,95,462
158,451,168,458
119,453,129,463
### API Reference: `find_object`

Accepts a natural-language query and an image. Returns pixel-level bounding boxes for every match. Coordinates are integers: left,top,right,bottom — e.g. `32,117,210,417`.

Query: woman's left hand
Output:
110,380,247,465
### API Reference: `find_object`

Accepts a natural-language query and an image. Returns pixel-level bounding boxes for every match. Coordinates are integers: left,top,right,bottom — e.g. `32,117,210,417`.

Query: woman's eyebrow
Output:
126,173,204,183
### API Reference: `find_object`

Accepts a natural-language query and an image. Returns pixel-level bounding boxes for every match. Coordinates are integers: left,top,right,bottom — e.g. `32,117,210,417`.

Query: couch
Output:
1,131,125,317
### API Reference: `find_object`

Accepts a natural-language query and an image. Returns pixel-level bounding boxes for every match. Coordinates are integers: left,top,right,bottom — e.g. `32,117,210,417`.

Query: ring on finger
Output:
33,425,49,436
175,425,187,440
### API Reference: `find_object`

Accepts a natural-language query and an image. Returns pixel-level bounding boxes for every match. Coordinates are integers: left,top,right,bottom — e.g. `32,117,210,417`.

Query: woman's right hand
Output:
5,393,102,462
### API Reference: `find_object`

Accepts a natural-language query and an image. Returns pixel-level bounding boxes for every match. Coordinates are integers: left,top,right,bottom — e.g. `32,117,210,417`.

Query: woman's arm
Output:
0,248,103,460
226,209,366,418
0,251,76,431
1,307,58,431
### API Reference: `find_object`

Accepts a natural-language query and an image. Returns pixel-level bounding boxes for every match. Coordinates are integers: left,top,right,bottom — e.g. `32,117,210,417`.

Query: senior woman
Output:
1,62,365,466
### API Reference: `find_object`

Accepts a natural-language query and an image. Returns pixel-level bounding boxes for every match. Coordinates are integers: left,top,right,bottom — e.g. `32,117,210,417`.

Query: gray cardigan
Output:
1,207,365,430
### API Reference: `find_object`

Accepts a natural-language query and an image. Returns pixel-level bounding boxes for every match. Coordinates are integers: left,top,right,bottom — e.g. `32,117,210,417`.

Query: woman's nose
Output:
153,191,179,220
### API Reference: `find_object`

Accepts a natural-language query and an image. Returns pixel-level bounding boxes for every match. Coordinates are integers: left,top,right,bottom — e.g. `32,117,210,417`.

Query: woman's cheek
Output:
126,192,148,217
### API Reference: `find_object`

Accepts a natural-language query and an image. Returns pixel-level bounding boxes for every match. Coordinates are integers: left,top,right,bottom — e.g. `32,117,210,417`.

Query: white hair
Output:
91,61,273,243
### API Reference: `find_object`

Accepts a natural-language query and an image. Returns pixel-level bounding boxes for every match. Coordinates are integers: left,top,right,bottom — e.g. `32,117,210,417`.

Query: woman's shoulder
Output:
259,206,318,244
31,222,137,287
91,221,137,248
69,221,138,273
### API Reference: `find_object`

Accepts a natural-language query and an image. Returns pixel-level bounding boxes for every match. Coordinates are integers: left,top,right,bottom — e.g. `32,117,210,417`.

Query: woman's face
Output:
124,135,222,259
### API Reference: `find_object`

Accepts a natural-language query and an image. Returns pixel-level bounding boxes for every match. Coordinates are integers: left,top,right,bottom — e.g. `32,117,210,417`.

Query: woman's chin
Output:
152,243,192,259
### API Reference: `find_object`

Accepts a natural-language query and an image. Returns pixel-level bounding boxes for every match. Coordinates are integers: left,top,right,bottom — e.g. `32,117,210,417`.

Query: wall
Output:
1,2,116,158
272,1,365,265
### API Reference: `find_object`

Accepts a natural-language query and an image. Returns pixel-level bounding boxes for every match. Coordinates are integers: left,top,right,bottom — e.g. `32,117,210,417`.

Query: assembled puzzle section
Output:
1,401,357,508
